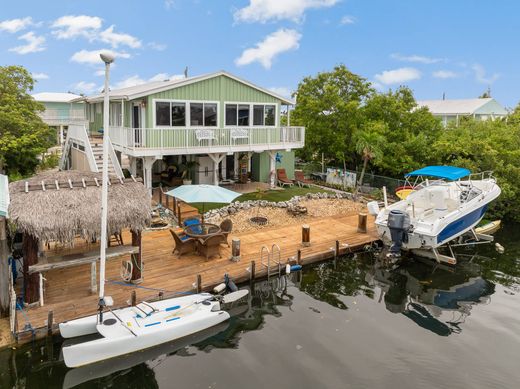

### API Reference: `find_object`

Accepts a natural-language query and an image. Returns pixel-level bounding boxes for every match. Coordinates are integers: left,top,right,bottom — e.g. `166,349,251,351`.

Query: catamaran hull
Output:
60,315,99,338
62,309,229,368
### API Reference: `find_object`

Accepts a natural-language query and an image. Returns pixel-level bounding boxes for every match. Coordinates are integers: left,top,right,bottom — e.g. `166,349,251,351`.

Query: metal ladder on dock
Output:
260,244,282,280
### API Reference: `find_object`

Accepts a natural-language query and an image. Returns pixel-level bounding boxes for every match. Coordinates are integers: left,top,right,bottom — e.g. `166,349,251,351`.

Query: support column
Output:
128,156,137,177
59,125,64,145
208,153,226,186
267,151,277,189
131,230,143,283
247,152,253,175
22,234,40,304
233,152,239,179
142,156,157,196
0,217,9,317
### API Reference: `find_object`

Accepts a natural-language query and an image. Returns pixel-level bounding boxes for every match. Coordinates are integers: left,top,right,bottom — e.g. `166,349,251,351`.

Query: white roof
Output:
82,71,295,105
417,98,504,115
32,92,83,103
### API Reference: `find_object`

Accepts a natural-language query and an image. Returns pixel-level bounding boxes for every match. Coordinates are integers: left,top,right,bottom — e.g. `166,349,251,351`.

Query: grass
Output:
191,185,335,213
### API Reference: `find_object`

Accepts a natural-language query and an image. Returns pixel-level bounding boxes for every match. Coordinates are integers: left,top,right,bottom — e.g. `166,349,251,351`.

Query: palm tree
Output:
354,123,385,191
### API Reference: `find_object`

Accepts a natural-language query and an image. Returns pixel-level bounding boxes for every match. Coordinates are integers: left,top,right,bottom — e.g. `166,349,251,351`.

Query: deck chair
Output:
294,170,313,187
219,219,233,247
276,168,294,187
170,229,197,257
197,234,226,260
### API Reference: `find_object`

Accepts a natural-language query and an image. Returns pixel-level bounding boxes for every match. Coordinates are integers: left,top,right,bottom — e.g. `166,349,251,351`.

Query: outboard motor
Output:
387,210,411,256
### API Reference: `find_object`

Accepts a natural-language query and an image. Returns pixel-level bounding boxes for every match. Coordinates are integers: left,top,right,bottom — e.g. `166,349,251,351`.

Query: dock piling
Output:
302,225,311,247
297,249,302,264
131,290,136,306
336,240,340,258
357,213,368,233
196,274,202,293
250,260,256,281
47,310,53,336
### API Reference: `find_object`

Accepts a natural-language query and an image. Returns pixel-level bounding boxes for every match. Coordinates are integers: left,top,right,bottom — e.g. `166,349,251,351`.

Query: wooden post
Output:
357,212,368,233
0,216,10,317
302,224,310,247
250,260,256,281
131,230,143,283
47,310,53,335
231,238,241,262
196,274,202,293
131,290,137,306
22,234,40,304
177,203,182,225
336,240,340,258
297,249,302,264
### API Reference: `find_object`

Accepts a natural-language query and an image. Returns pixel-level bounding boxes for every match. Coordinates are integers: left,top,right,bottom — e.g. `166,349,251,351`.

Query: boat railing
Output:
467,171,495,182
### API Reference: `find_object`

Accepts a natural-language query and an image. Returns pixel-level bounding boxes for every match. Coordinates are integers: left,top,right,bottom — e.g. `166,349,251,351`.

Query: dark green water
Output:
1,225,519,389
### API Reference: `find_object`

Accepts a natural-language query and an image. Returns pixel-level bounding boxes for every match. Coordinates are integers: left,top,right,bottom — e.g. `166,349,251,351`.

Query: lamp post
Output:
98,52,115,316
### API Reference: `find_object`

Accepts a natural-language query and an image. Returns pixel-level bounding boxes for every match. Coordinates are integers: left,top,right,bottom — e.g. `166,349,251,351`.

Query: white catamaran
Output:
60,53,246,368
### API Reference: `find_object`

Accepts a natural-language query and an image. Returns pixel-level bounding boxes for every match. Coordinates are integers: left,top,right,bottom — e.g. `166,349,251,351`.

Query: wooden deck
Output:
15,213,378,341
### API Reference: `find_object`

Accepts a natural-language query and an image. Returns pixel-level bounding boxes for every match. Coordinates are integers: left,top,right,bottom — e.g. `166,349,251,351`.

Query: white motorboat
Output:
371,166,501,264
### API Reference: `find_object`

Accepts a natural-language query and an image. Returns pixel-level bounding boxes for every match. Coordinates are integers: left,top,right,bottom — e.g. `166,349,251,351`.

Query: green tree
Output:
0,65,54,178
353,121,385,188
291,64,374,168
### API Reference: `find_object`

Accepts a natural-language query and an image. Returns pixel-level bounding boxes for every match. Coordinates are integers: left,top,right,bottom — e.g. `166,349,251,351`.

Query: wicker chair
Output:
169,229,197,257
197,234,226,260
219,219,233,247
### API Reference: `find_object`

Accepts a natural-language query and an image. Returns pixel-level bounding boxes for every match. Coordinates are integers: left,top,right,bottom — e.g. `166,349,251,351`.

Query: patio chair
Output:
169,229,197,257
219,219,233,247
294,170,314,187
197,233,226,260
276,168,293,187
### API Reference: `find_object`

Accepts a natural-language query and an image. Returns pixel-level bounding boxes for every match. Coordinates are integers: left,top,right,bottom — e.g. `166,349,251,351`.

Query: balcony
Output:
39,109,88,126
109,126,305,156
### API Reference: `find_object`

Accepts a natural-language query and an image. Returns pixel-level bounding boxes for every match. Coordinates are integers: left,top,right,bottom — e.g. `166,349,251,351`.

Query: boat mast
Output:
98,53,115,318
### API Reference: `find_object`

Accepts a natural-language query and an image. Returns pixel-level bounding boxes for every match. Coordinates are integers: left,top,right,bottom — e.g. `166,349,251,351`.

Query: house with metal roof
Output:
32,92,88,145
59,71,304,193
417,98,508,126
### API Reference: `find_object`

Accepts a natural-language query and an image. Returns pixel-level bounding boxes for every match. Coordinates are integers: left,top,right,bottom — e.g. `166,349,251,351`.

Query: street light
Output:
98,52,115,316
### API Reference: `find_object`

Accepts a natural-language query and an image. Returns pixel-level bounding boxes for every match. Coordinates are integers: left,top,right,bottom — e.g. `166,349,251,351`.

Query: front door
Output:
132,105,141,146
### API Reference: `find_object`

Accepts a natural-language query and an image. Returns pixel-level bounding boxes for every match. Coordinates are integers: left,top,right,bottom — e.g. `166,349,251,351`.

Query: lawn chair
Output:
220,219,233,247
294,170,314,187
170,229,197,257
197,233,226,260
276,168,293,187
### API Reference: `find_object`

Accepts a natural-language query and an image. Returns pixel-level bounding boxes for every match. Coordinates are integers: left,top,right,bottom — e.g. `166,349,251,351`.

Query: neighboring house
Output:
60,71,305,193
32,92,88,145
417,98,508,126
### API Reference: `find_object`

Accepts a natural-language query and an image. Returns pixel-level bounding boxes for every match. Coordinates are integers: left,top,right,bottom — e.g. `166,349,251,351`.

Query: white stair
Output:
90,139,117,176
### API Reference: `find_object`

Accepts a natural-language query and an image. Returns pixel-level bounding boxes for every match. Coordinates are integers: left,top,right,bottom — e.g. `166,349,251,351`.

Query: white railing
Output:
39,109,87,123
109,126,305,152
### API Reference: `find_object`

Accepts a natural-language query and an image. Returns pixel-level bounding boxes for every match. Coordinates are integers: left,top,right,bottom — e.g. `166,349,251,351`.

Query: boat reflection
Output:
366,255,495,336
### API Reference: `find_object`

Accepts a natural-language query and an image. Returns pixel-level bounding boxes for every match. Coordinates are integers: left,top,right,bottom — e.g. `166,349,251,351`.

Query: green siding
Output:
252,151,295,183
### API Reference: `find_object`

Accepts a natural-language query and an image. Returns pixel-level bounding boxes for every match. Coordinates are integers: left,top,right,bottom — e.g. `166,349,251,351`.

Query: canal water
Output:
1,225,519,389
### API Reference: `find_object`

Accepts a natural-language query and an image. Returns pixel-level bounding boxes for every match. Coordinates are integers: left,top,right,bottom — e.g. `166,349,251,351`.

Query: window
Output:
226,104,237,125
265,105,275,126
238,105,249,126
253,105,264,126
252,104,276,126
171,103,186,126
109,103,122,126
156,102,170,126
156,101,216,127
191,103,217,126
204,103,217,126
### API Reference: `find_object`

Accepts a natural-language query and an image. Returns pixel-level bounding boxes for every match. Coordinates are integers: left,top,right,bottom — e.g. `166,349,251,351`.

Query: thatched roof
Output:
8,170,150,242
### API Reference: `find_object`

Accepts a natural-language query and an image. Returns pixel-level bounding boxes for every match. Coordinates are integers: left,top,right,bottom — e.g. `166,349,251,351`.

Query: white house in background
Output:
32,92,88,145
417,98,508,126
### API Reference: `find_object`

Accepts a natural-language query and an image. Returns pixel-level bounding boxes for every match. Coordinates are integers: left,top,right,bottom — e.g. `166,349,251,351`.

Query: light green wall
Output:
42,101,84,119
474,99,508,116
252,150,295,183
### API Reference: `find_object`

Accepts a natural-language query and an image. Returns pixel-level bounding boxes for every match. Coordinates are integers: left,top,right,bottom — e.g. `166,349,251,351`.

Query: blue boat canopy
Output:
405,166,471,180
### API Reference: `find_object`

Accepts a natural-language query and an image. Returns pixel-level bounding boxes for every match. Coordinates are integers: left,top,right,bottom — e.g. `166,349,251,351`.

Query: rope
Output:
105,278,195,296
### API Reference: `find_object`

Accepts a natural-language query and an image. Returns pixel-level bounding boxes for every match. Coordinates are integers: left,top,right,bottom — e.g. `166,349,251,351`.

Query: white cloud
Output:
164,0,176,9
235,28,301,69
73,81,98,94
391,53,443,64
268,86,292,98
0,17,34,33
9,32,46,54
114,73,184,89
374,67,421,85
472,64,499,84
148,42,167,51
32,72,49,80
432,70,457,79
340,15,356,25
71,49,130,65
99,25,141,48
51,15,103,40
234,0,339,23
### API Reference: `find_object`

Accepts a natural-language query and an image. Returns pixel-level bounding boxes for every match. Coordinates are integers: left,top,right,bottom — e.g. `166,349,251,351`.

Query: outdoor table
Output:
183,223,221,239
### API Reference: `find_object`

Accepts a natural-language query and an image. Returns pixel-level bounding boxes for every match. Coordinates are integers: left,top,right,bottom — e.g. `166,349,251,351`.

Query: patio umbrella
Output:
165,185,241,223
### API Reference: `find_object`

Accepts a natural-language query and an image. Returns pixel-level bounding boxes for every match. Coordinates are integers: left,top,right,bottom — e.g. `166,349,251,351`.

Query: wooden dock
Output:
13,213,378,344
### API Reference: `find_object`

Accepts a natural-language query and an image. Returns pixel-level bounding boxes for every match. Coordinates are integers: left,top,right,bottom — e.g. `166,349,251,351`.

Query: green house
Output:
61,71,305,192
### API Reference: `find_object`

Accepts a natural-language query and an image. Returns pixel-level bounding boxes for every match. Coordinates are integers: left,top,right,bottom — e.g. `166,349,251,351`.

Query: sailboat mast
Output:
99,53,114,303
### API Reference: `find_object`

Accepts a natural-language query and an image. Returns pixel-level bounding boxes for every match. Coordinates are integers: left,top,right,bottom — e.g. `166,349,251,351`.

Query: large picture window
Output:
225,104,237,126
227,103,276,126
156,101,216,127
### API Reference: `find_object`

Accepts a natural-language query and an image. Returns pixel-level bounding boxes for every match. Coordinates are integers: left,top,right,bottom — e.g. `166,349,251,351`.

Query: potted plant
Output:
180,160,199,185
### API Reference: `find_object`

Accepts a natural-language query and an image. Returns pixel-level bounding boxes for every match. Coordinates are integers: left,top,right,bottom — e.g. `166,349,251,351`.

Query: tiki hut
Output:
8,170,151,303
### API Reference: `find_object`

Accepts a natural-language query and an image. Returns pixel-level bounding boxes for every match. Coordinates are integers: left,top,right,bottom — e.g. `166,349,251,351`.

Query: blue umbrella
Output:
165,185,241,223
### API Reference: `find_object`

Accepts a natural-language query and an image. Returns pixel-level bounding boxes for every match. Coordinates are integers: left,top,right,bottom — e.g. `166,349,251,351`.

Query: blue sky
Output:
0,0,518,107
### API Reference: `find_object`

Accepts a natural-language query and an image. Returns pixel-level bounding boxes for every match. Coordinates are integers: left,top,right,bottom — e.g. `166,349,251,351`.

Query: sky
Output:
0,0,518,107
